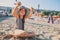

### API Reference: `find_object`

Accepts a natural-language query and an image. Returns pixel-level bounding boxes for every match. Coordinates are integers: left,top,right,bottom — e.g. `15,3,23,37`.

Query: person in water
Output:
13,2,34,30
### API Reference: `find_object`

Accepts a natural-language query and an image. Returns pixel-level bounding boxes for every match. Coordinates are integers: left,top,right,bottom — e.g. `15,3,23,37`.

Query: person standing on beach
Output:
3,10,8,16
13,2,34,30
48,13,54,24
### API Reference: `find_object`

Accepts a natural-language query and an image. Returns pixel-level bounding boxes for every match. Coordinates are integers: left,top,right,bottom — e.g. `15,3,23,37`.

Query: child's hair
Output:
18,6,27,19
18,6,27,14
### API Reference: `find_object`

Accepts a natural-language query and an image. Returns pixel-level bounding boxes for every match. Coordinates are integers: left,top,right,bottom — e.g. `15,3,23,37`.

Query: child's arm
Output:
13,2,21,19
25,7,34,18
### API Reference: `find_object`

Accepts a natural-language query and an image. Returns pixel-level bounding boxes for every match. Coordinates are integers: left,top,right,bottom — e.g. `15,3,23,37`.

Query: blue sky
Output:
0,0,60,11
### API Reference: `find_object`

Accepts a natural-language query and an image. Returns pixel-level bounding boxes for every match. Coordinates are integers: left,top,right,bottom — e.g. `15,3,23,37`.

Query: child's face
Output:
19,8,25,16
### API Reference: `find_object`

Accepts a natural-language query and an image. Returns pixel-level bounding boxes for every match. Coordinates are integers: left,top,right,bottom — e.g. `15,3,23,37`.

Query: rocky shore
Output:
0,17,60,40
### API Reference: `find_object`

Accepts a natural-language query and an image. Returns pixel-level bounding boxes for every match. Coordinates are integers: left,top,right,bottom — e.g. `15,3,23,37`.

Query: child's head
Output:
18,6,27,16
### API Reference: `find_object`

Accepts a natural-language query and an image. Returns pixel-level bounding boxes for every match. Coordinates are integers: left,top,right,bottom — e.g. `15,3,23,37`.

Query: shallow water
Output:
0,16,13,22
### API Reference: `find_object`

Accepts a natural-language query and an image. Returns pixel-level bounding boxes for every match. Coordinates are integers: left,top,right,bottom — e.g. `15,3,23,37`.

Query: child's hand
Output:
16,2,21,7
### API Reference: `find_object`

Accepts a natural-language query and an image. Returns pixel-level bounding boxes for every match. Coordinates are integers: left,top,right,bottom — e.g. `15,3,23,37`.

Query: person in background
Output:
48,13,54,24
13,2,34,30
3,10,8,16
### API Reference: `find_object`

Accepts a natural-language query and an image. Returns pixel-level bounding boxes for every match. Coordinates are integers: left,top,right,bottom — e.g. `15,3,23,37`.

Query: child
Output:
13,2,34,30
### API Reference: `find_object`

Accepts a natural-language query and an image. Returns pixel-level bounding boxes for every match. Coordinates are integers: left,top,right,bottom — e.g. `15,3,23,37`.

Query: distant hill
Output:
0,6,60,16
0,6,12,14
0,6,12,10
